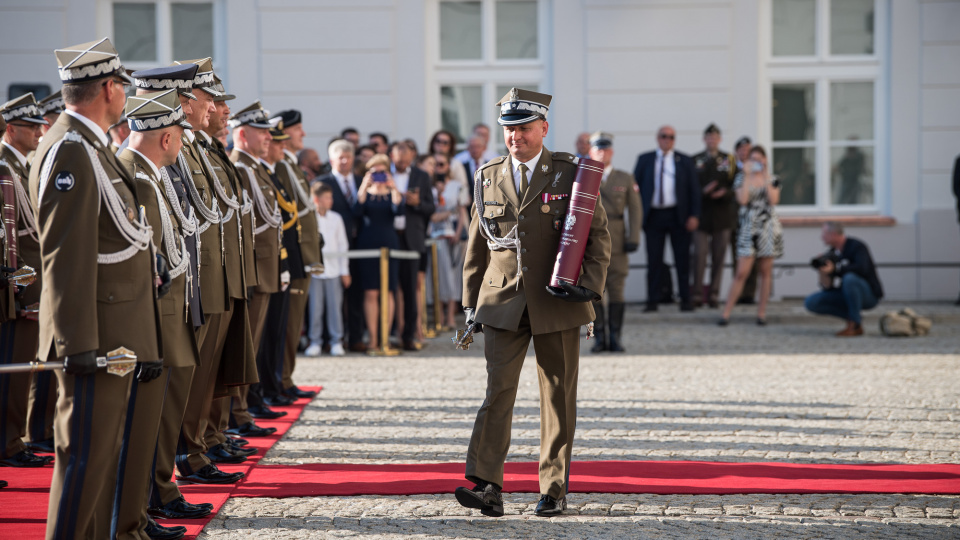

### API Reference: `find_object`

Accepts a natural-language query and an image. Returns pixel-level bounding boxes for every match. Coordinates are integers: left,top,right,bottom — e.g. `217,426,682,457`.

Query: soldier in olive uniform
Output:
587,131,641,353
114,89,197,540
28,38,163,540
455,88,610,518
25,91,66,453
691,124,737,308
273,109,322,400
0,94,51,468
0,113,9,491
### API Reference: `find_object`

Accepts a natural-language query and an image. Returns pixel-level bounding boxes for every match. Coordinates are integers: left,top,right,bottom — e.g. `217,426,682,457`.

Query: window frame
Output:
102,0,220,72
426,0,549,151
759,0,888,215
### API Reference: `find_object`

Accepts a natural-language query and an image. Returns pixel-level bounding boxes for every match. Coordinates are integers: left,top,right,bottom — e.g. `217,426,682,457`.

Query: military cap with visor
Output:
210,73,235,102
132,64,199,101
55,37,133,85
272,110,301,129
124,89,193,132
589,131,614,150
38,90,65,116
228,101,271,130
704,123,721,135
173,57,220,98
268,117,290,141
496,87,552,126
1,93,49,126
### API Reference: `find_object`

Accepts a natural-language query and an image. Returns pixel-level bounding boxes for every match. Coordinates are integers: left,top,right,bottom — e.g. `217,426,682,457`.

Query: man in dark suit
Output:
390,140,435,350
633,125,701,312
318,139,365,351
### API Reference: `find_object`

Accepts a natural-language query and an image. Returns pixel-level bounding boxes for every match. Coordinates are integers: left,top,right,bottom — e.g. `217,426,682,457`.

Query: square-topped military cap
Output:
133,64,199,101
1,93,49,126
228,101,271,130
272,110,301,129
125,89,193,132
55,37,133,85
268,117,290,141
210,73,235,102
704,123,721,135
173,57,220,97
39,90,65,116
496,87,551,126
590,131,614,149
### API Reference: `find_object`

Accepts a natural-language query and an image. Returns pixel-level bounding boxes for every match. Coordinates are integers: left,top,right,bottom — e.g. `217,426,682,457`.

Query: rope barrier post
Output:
421,245,437,339
369,247,399,356
430,241,445,332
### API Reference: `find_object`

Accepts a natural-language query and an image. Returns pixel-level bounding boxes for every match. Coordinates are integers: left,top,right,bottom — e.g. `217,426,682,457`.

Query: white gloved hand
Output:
281,270,291,291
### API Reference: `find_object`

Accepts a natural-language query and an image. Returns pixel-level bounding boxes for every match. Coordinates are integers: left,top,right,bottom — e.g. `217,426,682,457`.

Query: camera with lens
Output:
810,250,840,270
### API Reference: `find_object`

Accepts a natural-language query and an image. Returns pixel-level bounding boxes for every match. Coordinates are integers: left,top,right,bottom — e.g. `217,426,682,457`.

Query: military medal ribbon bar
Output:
549,157,604,289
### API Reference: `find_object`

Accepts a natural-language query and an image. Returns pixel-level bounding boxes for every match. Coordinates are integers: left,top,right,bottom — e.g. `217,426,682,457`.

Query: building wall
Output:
1,0,957,301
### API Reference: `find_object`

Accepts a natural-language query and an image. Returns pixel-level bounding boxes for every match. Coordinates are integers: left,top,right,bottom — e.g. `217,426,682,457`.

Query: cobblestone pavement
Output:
200,301,960,539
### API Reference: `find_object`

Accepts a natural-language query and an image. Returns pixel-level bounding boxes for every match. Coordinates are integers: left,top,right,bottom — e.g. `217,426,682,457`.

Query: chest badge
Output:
552,171,562,187
483,178,492,188
541,203,550,213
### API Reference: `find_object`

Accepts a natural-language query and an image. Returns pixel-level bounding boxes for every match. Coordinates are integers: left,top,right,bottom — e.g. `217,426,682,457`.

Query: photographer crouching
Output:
804,222,884,336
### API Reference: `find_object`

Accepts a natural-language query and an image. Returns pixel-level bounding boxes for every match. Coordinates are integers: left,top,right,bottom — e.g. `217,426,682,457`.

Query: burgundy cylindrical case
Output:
549,157,604,289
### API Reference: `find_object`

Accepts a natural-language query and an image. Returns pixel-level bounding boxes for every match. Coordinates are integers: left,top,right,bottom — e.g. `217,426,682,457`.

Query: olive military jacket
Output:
231,149,282,294
178,132,228,315
692,149,737,232
462,147,611,335
0,143,41,311
280,149,323,268
208,135,258,288
119,149,200,368
0,159,22,321
598,168,642,255
28,112,162,363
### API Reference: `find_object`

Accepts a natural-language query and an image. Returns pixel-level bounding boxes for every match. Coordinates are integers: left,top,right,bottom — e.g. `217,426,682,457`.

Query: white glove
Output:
281,270,291,291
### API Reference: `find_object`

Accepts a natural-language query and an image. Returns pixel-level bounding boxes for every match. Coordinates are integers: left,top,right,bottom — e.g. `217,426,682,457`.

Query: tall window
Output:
764,0,883,211
111,1,215,69
429,0,545,151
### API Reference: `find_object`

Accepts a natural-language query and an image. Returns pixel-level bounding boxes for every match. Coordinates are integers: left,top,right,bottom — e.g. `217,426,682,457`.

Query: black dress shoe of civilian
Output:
145,517,186,540
264,395,294,407
225,439,257,457
26,438,55,454
534,494,567,517
642,303,658,313
225,422,277,438
679,302,695,312
148,496,213,519
176,464,244,485
0,450,51,467
454,481,504,517
248,405,287,419
285,386,317,399
205,444,247,464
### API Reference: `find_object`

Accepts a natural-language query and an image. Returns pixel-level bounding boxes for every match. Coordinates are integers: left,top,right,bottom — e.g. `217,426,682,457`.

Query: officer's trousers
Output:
465,309,580,499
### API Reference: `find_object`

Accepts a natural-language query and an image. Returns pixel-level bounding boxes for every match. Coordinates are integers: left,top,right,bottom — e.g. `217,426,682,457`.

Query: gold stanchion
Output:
369,247,399,356
430,241,447,332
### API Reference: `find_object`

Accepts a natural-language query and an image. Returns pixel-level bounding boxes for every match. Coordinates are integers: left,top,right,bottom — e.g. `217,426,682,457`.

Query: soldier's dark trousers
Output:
112,368,169,540
26,370,57,444
282,277,311,391
465,309,580,499
249,288,289,407
0,319,33,459
151,364,194,507
46,369,132,540
693,229,731,304
230,290,272,428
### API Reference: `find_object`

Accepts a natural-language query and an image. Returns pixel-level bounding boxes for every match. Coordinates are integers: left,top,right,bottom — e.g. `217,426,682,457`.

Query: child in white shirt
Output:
306,183,351,356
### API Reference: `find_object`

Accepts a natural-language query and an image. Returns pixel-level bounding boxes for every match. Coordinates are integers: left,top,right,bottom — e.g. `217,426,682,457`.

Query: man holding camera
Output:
804,222,883,336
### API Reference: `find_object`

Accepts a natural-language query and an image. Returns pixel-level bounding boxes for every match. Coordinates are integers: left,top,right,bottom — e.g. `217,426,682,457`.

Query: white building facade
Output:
2,0,958,301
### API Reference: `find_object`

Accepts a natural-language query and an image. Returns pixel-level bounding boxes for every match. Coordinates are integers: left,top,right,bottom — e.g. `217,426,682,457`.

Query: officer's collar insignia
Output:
541,164,548,173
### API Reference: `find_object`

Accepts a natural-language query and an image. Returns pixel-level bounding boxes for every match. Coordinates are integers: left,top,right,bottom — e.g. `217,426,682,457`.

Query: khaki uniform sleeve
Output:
37,142,100,357
578,188,611,297
626,179,642,246
461,202,489,309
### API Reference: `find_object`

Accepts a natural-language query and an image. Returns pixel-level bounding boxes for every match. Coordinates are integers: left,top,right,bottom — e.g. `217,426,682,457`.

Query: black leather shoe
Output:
642,303,658,313
679,302,695,312
0,450,52,467
248,405,287,419
0,480,7,489
176,464,244,484
145,516,186,540
148,496,213,519
26,438,54,454
224,438,257,457
228,436,249,447
534,494,567,517
454,481,504,517
263,395,294,407
285,386,317,399
225,422,277,438
205,443,247,464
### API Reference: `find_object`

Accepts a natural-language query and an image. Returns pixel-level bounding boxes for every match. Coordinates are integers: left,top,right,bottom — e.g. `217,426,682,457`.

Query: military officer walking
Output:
587,131,641,353
0,94,50,468
691,124,736,308
114,89,196,540
28,37,163,540
455,88,610,517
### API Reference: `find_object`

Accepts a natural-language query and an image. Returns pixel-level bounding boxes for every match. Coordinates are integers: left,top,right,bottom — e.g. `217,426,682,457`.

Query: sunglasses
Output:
659,134,675,140
435,139,451,145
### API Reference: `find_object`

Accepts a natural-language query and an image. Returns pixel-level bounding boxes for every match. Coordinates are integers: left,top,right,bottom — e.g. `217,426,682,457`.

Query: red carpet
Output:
235,460,960,498
0,386,321,540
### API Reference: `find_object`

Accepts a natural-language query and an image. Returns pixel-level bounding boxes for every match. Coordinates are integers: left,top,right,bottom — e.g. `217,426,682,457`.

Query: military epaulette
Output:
551,151,577,163
478,155,508,173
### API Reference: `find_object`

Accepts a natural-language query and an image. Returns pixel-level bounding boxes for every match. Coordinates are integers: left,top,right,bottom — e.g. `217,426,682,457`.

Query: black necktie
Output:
656,155,664,207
